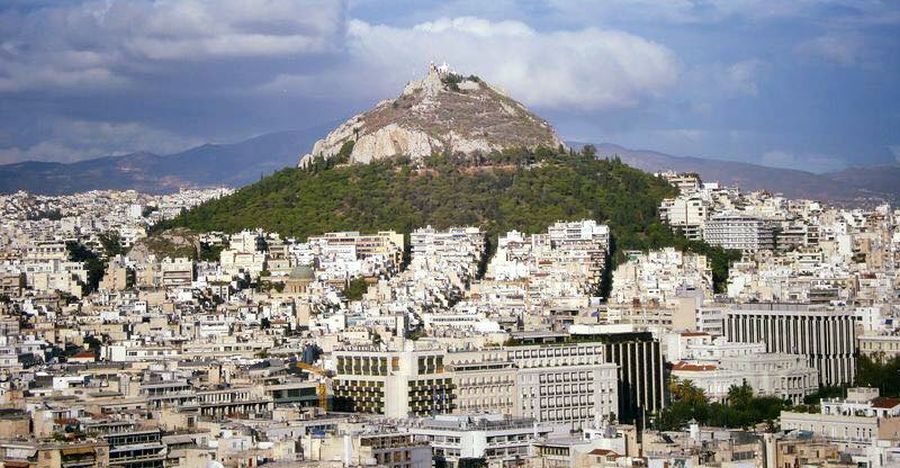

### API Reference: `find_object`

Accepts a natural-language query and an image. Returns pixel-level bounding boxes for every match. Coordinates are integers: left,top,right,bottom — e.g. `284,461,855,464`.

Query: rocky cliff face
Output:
299,64,564,166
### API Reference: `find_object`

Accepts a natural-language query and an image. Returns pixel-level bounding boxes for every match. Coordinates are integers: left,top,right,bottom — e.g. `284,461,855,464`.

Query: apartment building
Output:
160,257,194,287
447,349,517,416
302,427,432,468
404,414,552,467
508,342,618,431
659,195,709,241
410,226,485,262
659,171,702,195
446,341,619,432
308,230,405,267
703,212,775,252
780,387,900,451
546,220,611,282
333,345,454,418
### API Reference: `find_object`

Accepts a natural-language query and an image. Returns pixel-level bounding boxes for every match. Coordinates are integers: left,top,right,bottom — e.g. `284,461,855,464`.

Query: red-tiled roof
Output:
588,448,620,457
71,351,95,359
872,397,900,409
672,361,717,371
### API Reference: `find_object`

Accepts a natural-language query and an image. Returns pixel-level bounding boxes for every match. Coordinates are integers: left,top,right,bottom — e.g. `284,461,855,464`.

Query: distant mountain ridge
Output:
587,143,900,204
0,126,896,203
0,128,325,195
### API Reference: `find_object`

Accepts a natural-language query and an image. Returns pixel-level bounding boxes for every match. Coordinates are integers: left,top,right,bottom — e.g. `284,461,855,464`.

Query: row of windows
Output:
512,346,602,359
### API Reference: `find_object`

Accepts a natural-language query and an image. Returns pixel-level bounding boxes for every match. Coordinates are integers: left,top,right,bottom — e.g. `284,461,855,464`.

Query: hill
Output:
161,148,739,291
823,164,900,200
300,63,563,166
589,143,898,205
0,128,325,195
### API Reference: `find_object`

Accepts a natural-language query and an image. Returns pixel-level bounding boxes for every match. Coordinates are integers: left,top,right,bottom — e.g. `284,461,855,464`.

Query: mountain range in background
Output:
589,143,900,205
0,127,326,195
0,129,897,205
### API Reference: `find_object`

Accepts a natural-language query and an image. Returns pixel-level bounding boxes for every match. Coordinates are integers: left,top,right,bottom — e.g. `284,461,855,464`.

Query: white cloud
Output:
544,0,900,25
795,34,865,66
0,0,344,92
261,17,680,111
0,119,203,164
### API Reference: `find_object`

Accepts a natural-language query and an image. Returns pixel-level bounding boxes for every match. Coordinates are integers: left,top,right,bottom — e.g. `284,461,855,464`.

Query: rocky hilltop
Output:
299,63,564,166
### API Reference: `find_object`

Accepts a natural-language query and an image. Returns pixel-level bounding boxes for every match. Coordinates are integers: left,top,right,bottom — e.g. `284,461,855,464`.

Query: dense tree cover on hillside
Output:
658,379,787,431
160,146,738,291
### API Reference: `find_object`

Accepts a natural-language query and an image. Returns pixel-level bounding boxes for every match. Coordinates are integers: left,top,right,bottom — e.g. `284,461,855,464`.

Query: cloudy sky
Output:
1,0,898,172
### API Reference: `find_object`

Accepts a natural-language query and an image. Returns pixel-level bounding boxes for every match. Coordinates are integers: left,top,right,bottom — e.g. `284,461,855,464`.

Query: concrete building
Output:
308,230,405,268
403,414,551,467
507,343,618,431
659,194,709,241
780,388,900,453
160,257,194,287
858,334,900,362
703,212,775,252
724,303,856,387
333,345,454,418
448,343,619,432
448,350,517,416
550,329,667,428
302,426,432,468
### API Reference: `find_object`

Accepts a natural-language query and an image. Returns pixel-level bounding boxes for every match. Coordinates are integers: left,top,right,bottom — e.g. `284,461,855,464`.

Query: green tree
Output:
856,354,900,397
726,382,754,409
98,232,126,257
342,277,370,301
159,146,739,288
66,241,105,292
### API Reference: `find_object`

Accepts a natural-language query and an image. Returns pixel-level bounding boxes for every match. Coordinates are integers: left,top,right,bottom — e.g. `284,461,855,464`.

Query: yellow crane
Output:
295,362,329,410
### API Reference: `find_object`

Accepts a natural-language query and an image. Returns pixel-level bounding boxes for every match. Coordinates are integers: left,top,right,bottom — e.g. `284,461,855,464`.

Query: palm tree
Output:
727,382,754,409
670,377,708,406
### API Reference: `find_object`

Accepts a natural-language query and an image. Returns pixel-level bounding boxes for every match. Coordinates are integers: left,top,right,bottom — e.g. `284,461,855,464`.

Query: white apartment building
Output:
659,195,709,241
724,303,856,386
447,343,619,432
509,343,618,431
487,220,611,296
781,388,900,453
410,226,485,264
658,172,702,195
703,212,775,252
610,248,712,307
308,230,404,269
403,414,552,466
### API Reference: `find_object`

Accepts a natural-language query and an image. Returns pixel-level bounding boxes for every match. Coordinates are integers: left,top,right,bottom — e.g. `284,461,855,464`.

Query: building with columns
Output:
724,303,856,387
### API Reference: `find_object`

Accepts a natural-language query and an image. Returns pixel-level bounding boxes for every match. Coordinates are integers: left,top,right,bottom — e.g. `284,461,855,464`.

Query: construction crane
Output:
295,362,329,410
